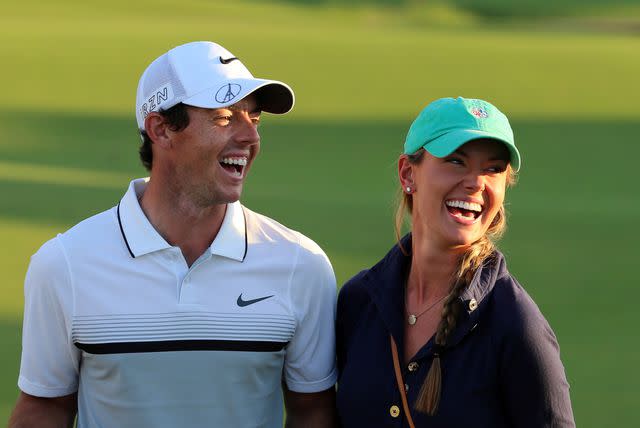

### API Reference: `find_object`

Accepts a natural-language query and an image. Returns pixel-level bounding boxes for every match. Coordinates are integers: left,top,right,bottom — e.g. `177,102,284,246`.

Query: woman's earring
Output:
405,186,412,193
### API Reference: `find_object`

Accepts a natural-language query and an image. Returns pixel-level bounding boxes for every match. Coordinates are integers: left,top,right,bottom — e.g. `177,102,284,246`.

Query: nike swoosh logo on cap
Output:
237,293,274,307
220,56,239,65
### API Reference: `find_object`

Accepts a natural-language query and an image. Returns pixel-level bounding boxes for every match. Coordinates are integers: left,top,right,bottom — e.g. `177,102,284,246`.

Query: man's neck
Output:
139,178,227,267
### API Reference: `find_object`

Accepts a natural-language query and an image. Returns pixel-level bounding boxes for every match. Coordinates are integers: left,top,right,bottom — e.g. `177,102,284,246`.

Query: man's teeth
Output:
446,200,482,213
221,157,247,166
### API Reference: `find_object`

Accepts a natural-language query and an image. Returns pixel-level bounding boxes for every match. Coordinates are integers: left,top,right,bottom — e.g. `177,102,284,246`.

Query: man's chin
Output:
217,190,243,206
190,188,242,208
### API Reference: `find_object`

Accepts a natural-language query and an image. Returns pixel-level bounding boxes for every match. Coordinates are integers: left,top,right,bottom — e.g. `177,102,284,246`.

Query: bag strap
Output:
390,335,416,428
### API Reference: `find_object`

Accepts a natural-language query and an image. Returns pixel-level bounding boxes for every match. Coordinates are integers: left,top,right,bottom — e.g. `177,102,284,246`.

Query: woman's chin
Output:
442,230,483,250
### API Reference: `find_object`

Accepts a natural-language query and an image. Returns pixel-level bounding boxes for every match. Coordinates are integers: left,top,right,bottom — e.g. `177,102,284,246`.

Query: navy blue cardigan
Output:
336,235,575,427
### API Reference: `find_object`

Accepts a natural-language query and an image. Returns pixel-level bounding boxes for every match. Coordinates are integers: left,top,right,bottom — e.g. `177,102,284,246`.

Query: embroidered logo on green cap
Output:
470,107,488,118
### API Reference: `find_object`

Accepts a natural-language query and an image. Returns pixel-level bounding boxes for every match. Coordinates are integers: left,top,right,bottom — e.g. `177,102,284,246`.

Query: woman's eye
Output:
446,157,464,165
487,164,507,173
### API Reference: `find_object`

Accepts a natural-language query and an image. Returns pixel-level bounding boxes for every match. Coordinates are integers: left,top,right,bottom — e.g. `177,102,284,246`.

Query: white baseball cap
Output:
135,41,295,130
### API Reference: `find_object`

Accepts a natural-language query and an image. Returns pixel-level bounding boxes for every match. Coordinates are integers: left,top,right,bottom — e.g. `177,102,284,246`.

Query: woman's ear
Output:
398,155,415,193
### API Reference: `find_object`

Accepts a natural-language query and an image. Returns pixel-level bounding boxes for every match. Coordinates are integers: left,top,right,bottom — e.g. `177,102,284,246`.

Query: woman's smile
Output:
444,199,484,225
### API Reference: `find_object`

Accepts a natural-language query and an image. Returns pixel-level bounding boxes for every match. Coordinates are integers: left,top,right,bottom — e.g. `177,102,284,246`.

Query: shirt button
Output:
389,405,400,418
408,362,419,372
469,298,478,311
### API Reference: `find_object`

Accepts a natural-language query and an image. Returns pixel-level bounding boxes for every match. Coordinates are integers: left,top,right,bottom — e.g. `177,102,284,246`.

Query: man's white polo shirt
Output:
18,178,337,427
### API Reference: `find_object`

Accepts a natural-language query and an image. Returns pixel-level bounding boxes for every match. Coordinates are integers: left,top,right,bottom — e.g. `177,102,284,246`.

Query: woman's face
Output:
399,138,510,251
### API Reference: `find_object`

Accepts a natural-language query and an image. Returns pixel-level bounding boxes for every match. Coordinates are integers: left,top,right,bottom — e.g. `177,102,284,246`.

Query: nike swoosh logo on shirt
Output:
237,293,274,307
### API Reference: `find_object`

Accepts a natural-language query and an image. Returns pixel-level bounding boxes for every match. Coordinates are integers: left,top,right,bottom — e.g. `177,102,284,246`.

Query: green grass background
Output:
1,0,639,425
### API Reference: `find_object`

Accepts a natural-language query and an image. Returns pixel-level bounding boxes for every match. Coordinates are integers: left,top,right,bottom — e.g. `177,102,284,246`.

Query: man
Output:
9,41,337,428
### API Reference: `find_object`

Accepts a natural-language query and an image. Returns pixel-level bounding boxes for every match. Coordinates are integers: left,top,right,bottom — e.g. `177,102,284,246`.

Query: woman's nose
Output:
463,172,485,193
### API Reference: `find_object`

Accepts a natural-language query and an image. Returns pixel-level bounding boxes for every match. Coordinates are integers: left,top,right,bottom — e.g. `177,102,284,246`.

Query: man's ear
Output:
145,112,172,149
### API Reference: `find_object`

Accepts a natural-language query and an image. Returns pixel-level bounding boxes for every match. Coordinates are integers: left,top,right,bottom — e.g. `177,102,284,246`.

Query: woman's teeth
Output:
445,200,482,213
445,200,483,220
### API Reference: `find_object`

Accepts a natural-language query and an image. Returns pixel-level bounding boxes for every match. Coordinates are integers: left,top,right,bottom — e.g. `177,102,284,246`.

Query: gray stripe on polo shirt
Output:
72,312,296,344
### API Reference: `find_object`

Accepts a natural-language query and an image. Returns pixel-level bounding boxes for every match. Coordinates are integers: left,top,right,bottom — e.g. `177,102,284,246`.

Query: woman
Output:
336,97,575,427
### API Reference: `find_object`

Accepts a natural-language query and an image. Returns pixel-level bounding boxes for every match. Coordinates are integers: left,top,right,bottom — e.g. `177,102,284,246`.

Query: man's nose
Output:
234,116,260,145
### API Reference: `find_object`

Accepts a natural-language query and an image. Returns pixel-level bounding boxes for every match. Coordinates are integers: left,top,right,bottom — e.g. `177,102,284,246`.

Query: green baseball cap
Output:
404,97,521,171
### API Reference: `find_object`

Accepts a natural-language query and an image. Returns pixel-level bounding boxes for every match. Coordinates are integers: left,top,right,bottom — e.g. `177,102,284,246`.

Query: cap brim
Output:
181,78,294,114
425,129,521,171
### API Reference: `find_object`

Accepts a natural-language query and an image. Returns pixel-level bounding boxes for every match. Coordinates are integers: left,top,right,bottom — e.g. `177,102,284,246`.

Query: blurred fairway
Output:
1,0,639,426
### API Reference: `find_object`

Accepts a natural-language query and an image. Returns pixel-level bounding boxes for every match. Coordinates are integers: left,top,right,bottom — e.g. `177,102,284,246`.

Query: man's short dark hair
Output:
139,103,190,171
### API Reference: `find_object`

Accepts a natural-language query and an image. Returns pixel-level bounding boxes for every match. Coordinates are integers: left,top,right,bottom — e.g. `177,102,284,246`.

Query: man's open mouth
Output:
220,157,247,178
445,200,483,221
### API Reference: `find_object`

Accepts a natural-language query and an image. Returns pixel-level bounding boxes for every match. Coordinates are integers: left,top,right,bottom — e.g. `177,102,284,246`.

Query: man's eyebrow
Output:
212,106,232,113
226,105,261,114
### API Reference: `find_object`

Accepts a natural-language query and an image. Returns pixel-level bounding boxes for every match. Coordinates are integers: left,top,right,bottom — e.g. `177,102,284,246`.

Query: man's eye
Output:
214,116,232,125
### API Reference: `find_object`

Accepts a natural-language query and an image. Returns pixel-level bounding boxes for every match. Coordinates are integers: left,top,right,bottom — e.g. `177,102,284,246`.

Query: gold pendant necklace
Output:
406,294,448,326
